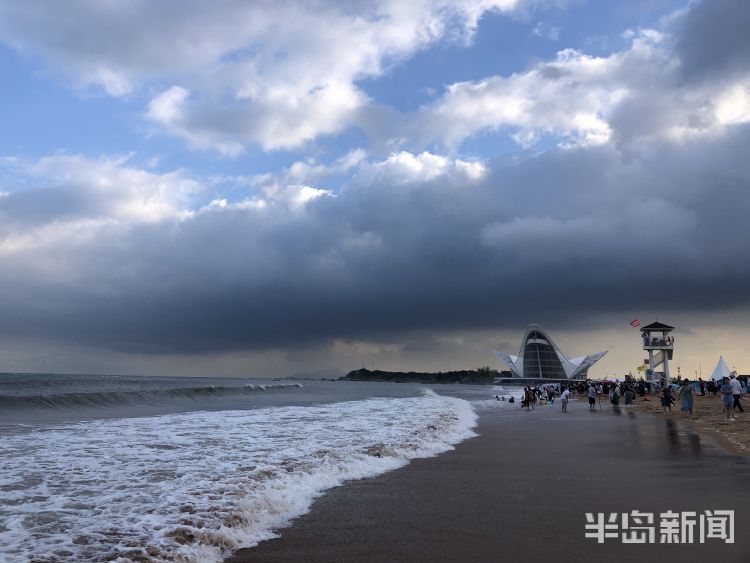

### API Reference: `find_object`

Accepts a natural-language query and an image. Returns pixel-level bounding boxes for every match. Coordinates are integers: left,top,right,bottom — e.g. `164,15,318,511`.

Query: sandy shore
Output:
629,391,750,455
225,398,749,562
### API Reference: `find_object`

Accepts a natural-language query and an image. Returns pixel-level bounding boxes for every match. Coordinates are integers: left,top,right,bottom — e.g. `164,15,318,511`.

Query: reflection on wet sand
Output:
664,419,702,457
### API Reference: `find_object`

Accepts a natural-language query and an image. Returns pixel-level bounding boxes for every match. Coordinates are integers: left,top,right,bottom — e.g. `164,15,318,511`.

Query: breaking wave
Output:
0,392,477,562
0,383,303,411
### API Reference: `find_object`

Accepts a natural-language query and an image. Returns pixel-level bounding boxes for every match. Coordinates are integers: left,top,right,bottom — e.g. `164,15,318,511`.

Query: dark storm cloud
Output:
1,0,750,359
674,0,750,81
2,123,750,354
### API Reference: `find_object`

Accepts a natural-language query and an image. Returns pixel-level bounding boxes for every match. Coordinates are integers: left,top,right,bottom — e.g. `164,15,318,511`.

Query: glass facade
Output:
494,324,606,380
522,330,567,379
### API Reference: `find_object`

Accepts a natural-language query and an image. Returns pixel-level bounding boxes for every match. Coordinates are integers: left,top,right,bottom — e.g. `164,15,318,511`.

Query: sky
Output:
1,0,749,378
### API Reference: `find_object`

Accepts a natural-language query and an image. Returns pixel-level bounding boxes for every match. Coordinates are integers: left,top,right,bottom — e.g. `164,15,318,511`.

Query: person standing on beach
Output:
678,379,695,417
699,378,706,396
624,386,635,406
720,376,735,422
522,387,533,409
661,385,673,414
730,375,744,413
588,383,596,412
561,386,570,413
610,385,620,407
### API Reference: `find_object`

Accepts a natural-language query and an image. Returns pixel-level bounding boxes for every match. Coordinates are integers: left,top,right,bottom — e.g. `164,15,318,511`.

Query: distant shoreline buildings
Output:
492,324,607,381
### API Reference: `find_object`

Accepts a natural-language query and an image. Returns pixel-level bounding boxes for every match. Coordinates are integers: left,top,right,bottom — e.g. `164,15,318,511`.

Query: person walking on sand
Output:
678,378,695,417
661,384,674,414
720,376,735,422
588,383,597,412
561,386,570,413
730,374,744,413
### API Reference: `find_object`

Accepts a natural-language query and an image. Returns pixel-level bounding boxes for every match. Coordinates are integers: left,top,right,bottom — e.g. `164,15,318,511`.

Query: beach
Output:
631,391,750,455
227,397,750,563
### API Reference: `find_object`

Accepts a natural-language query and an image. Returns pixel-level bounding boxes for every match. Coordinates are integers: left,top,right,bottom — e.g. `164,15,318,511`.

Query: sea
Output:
0,373,519,562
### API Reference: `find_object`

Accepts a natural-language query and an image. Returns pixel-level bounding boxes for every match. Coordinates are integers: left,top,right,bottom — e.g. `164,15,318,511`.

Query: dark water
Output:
0,373,512,431
0,373,438,429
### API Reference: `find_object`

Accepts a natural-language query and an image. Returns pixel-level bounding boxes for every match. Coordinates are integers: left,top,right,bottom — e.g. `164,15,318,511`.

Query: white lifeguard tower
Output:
640,321,674,386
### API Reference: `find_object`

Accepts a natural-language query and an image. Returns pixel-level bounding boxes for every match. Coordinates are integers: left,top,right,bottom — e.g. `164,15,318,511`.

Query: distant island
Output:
340,367,511,385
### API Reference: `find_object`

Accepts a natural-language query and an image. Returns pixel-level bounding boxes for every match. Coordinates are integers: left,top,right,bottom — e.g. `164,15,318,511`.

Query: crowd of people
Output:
513,380,650,412
496,374,747,421
657,374,746,421
516,384,559,409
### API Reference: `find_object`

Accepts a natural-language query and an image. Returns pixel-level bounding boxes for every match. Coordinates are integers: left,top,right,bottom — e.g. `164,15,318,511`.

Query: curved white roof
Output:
492,324,607,379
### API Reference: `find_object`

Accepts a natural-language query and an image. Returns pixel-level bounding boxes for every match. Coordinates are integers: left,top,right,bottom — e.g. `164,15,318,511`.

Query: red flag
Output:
630,319,640,328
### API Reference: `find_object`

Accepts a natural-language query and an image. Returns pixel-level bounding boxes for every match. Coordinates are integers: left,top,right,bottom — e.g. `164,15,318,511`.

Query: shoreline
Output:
627,392,749,456
225,399,749,562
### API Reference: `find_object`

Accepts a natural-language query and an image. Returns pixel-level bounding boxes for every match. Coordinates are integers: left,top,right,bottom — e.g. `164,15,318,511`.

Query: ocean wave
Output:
0,383,304,410
0,393,477,562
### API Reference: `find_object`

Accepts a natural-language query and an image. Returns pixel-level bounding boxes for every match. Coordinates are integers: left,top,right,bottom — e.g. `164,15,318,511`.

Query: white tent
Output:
709,356,732,381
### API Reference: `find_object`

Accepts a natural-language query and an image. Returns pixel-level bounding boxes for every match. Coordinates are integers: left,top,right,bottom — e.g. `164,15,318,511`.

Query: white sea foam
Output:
0,392,477,562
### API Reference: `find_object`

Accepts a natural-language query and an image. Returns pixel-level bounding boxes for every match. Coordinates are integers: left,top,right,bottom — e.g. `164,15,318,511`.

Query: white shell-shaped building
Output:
492,324,607,380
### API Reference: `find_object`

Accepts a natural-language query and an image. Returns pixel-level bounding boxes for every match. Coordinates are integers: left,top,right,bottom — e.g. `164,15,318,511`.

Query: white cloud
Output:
532,22,562,40
147,86,189,125
410,26,750,150
0,154,202,253
2,0,744,158
0,0,535,153
354,151,486,185
285,149,367,185
415,42,641,149
93,66,133,97
715,81,750,125
273,184,333,212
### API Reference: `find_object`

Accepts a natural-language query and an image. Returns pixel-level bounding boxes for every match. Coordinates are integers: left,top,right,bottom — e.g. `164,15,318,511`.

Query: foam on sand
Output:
0,391,477,562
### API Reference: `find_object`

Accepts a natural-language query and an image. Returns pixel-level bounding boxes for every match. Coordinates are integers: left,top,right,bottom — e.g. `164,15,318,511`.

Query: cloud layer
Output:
2,122,750,357
0,0,533,153
1,0,750,375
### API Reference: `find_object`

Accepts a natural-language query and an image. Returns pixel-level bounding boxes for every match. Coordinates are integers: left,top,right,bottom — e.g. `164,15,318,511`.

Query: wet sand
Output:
226,398,750,563
631,392,750,455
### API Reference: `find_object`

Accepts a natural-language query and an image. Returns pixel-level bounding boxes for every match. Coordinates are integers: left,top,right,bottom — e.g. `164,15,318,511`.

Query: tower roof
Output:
639,321,674,332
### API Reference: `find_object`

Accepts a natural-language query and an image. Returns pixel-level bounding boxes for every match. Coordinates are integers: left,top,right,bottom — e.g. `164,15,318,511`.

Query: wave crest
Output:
0,383,303,410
